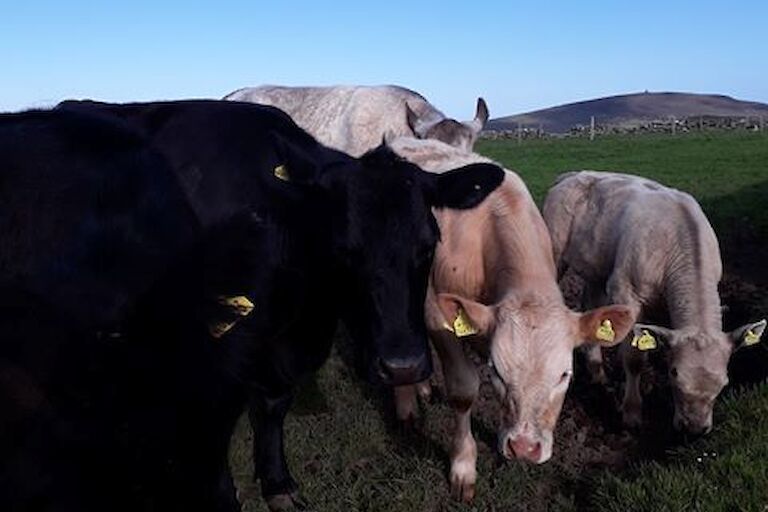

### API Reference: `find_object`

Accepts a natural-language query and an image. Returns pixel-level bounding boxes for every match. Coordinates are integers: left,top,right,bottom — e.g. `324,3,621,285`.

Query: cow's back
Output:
225,85,441,156
388,137,557,313
544,171,721,287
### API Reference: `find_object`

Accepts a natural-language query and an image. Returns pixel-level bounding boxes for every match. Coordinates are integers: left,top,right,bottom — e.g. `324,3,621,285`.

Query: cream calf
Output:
224,85,488,157
543,170,765,434
390,140,634,502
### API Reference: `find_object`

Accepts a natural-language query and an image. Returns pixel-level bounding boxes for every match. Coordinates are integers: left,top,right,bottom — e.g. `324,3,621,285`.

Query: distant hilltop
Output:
487,92,768,134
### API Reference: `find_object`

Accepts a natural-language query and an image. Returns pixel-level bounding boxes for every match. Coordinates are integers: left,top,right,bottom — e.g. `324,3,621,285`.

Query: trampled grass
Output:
230,132,768,511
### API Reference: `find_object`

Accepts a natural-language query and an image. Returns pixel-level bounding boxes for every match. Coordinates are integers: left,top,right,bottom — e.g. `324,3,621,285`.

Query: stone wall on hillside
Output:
481,115,767,139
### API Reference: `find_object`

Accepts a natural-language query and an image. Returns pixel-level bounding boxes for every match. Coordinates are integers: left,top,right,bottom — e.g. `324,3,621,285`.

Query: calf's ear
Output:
467,97,489,134
436,293,494,339
730,319,767,350
432,163,504,210
577,305,635,348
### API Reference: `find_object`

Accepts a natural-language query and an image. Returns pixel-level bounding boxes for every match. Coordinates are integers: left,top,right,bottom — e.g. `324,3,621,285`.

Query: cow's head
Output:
273,135,504,387
406,98,489,152
631,319,766,435
437,293,634,463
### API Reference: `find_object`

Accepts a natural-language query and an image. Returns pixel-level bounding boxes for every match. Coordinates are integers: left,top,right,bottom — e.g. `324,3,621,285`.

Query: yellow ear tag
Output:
209,320,238,339
274,164,290,181
217,295,255,316
209,296,256,339
595,319,615,343
631,330,657,351
744,329,761,346
453,308,478,338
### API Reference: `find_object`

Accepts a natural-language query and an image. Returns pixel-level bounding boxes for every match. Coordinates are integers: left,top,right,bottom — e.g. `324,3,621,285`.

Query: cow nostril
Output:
376,354,430,386
509,437,542,462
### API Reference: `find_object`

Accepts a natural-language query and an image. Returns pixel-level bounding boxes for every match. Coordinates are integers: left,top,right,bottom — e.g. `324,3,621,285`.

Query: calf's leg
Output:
620,343,647,428
432,332,480,503
581,281,609,384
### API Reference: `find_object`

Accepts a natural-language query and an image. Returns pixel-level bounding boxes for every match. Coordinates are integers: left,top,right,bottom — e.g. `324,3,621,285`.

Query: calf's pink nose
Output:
508,436,542,462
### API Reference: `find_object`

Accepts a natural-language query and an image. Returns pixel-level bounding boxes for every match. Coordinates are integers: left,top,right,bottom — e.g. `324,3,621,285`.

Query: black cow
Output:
55,99,505,510
0,108,286,511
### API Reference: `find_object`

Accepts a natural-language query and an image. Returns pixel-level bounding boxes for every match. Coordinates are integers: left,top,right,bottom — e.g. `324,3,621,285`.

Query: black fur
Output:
9,99,506,510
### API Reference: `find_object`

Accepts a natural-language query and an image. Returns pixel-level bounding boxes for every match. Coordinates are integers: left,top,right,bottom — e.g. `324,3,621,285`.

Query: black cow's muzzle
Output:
375,353,431,386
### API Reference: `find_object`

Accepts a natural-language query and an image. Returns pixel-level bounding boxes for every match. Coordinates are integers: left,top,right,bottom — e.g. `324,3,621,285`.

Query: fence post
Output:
671,116,676,135
517,123,522,145
590,116,595,141
760,115,764,132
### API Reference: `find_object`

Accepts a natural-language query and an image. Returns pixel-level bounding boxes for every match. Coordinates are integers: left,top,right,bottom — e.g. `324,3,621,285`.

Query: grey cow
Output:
224,85,488,157
543,170,766,435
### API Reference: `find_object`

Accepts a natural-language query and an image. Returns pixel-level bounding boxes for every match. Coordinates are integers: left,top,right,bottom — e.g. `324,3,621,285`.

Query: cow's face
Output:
406,98,489,153
437,294,634,463
316,146,505,387
635,320,765,435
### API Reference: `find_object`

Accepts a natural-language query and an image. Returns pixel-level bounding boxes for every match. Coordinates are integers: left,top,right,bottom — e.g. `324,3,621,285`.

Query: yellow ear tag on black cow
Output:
453,308,478,338
596,319,615,343
217,295,255,316
208,295,255,339
631,330,657,351
209,321,238,339
274,164,290,182
744,329,761,346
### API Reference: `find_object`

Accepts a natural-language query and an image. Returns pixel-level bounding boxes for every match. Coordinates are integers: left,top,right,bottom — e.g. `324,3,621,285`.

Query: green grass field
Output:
230,132,768,512
476,132,768,236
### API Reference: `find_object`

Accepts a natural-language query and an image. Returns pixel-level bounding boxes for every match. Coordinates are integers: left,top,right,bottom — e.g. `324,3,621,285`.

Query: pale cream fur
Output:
543,170,765,433
224,85,486,157
389,140,634,502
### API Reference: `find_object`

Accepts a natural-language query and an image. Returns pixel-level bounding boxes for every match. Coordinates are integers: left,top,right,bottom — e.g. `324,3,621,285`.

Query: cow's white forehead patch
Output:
490,301,575,384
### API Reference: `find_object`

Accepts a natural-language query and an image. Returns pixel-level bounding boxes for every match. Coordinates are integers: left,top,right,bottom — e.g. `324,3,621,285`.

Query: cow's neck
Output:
663,253,722,332
485,199,560,304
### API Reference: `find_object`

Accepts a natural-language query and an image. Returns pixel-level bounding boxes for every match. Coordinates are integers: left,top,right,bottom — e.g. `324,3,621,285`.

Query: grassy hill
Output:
487,92,768,134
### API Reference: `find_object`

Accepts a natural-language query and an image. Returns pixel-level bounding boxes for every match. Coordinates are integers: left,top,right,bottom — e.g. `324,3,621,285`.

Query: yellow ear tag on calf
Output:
453,308,478,338
744,329,761,346
596,319,615,343
274,164,290,181
217,295,255,316
631,330,657,351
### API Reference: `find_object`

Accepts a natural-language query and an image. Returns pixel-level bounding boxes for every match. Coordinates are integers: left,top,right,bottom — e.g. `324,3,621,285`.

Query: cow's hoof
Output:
450,473,476,503
265,491,310,511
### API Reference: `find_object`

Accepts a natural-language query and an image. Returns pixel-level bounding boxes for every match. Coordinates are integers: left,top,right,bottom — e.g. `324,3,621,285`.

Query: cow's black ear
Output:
269,131,323,186
432,163,504,209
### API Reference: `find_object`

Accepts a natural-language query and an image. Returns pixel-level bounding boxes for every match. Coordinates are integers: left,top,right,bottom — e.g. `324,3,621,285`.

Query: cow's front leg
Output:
432,332,480,503
249,391,307,511
449,397,478,503
620,341,647,429
606,282,644,427
581,281,608,384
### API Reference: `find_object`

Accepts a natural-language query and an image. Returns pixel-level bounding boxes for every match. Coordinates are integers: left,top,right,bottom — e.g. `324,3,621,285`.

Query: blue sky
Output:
3,1,767,119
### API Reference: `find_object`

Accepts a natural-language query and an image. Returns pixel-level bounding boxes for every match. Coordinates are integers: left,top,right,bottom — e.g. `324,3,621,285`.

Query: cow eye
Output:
670,367,679,379
558,371,572,385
